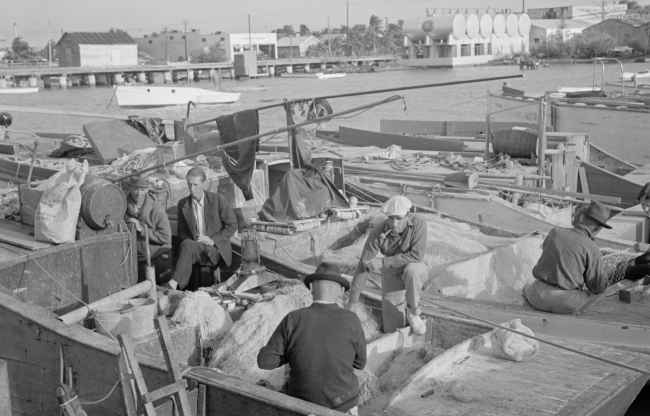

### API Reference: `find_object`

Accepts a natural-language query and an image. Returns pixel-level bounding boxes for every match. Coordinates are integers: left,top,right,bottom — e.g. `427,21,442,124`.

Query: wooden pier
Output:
0,56,399,89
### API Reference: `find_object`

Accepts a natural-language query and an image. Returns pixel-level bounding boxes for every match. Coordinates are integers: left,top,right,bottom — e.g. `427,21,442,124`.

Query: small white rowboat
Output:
114,86,241,108
280,72,346,80
0,87,39,94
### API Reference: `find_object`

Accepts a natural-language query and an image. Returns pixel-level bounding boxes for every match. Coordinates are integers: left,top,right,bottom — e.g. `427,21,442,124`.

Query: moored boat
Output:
0,87,39,94
280,72,346,80
114,86,241,108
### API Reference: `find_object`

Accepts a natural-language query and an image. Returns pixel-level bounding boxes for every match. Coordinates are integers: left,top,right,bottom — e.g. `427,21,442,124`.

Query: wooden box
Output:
18,184,43,226
157,141,185,166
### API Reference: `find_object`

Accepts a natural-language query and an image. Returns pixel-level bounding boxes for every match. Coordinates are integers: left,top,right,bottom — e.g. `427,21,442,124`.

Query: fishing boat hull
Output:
114,86,241,108
0,87,39,94
488,91,650,164
280,72,346,80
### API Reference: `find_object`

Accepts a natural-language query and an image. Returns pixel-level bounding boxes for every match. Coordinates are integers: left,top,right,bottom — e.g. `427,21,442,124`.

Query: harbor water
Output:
2,61,649,135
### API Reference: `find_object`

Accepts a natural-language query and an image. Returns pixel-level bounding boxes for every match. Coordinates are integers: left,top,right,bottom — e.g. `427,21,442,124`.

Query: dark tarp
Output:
50,142,94,158
217,110,259,201
127,117,169,145
285,103,312,168
259,164,349,223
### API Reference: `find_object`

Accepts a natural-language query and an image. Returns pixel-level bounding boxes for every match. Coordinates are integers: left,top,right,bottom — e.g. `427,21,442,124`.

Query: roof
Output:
277,35,320,47
57,32,136,46
530,19,592,30
602,18,650,27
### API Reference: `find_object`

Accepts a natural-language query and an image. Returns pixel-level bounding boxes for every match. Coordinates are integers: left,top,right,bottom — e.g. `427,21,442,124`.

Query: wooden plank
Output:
494,183,621,203
117,353,138,416
0,227,54,250
83,120,155,165
0,360,10,416
579,166,590,196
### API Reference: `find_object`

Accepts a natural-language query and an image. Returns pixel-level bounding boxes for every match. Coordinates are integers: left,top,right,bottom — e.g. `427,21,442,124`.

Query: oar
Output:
113,95,403,183
0,105,175,125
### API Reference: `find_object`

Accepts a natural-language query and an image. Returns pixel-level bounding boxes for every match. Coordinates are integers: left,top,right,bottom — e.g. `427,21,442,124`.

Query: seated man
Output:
347,195,428,335
257,262,366,415
171,167,237,290
523,201,615,314
124,176,172,284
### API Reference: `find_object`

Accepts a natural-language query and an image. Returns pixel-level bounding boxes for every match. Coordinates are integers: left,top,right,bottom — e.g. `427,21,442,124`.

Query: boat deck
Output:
0,220,55,263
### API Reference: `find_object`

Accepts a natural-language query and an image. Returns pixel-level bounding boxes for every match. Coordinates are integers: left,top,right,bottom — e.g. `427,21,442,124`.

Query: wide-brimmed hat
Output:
128,176,150,189
579,201,612,229
304,262,351,291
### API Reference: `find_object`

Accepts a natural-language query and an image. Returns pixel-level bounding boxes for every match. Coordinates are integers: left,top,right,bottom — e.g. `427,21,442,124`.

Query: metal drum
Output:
492,128,539,158
79,175,126,229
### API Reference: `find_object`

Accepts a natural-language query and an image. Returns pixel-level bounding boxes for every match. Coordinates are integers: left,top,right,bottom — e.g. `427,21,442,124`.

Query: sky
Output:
3,0,650,46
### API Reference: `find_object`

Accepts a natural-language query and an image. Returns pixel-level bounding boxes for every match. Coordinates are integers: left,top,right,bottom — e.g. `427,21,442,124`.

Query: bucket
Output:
93,303,134,339
492,128,539,159
126,298,157,339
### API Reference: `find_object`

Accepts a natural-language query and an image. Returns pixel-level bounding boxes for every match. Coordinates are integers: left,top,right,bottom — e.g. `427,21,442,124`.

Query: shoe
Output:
407,311,426,336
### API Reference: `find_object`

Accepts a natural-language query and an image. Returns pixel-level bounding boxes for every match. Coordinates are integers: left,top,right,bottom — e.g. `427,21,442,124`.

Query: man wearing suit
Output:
171,167,238,290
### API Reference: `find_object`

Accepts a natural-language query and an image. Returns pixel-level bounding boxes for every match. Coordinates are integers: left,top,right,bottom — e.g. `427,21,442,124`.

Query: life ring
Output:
308,98,333,122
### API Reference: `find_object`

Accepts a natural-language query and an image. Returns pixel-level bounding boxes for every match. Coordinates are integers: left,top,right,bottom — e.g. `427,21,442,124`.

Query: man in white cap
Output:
346,195,428,335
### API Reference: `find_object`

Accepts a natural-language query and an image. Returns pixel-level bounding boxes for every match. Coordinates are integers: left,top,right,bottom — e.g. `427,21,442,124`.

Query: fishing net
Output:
376,342,444,394
322,212,543,304
171,291,233,349
601,248,638,285
209,283,381,390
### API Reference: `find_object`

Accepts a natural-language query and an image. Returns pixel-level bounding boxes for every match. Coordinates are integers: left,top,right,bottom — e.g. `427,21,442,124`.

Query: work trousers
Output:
171,239,220,290
522,279,595,314
380,262,428,333
624,252,650,280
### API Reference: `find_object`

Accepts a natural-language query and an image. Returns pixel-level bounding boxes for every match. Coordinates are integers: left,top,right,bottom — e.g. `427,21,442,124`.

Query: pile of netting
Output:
601,248,639,285
171,291,234,349
360,340,445,411
322,213,544,304
209,283,380,390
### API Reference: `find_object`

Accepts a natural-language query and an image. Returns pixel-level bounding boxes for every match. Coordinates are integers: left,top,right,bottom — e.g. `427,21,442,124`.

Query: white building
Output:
527,5,627,23
529,19,592,45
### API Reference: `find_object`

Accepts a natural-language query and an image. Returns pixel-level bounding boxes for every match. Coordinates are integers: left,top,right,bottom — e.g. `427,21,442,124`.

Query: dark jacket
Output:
125,193,172,259
257,303,366,412
533,225,608,295
177,191,238,266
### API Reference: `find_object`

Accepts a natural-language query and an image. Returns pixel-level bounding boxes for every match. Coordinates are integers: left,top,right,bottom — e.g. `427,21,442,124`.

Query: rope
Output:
79,379,121,405
266,236,301,263
27,254,119,343
419,297,650,376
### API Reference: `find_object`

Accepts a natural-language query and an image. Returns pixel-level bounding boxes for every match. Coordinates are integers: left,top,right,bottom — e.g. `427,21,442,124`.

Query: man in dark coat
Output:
257,262,367,414
124,176,172,284
171,167,238,290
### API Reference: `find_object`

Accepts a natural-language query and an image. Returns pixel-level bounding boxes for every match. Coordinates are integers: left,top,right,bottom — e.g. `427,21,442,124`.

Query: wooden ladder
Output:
117,316,193,416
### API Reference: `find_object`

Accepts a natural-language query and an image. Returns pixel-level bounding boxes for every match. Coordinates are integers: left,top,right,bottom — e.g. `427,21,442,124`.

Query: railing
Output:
0,60,56,68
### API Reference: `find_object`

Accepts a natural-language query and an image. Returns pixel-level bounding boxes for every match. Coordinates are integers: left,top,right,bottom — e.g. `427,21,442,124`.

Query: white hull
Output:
622,71,650,81
488,92,650,164
280,72,346,80
114,86,241,107
557,86,602,93
0,87,38,94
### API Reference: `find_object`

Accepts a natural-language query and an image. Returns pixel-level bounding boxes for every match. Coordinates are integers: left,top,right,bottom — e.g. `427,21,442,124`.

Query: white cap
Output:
380,196,412,217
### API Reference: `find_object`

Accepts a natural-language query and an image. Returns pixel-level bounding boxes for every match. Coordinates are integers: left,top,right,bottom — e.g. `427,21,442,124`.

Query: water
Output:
2,61,649,135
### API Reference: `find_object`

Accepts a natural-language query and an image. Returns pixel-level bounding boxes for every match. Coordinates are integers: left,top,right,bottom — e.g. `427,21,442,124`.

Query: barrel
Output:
492,128,539,158
506,13,519,37
465,14,480,39
79,175,126,230
125,298,156,339
492,14,506,38
93,303,133,338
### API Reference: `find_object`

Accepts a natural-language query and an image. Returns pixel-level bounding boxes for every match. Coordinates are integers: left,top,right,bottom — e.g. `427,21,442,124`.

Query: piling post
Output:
87,74,96,86
187,68,192,83
0,359,10,416
137,72,146,83
304,65,310,73
320,63,326,70
193,70,200,82
43,76,51,89
59,75,68,89
268,66,275,76
113,73,125,85
229,68,235,79
164,71,172,83
0,78,6,89
286,65,293,74
28,76,37,87
172,71,179,83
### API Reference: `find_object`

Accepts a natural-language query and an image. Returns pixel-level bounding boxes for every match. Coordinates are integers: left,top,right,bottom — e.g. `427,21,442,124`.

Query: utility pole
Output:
182,20,188,61
328,15,332,58
522,0,525,14
346,0,349,57
248,14,252,49
48,21,52,68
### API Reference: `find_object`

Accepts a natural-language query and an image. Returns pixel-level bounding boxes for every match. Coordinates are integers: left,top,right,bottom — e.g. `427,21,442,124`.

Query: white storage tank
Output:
493,14,506,38
506,13,519,37
478,13,493,39
517,13,531,37
465,14,480,39
402,15,467,41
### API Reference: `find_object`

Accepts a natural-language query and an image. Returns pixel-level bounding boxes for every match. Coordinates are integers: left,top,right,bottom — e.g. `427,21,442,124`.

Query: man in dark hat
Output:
523,201,616,314
257,262,367,415
124,176,172,284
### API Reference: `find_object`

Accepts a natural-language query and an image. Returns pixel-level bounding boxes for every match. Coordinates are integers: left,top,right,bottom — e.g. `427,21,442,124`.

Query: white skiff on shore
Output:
114,86,241,108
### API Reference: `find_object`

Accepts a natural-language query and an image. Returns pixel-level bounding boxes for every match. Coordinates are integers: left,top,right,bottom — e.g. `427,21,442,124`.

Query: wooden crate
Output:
18,185,43,226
